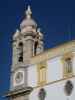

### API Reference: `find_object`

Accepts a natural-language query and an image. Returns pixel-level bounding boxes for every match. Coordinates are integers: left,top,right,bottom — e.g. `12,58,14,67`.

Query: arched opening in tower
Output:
18,42,23,62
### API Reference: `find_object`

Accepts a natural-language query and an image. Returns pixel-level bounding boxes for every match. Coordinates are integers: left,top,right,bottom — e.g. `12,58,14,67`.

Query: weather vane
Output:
24,0,31,7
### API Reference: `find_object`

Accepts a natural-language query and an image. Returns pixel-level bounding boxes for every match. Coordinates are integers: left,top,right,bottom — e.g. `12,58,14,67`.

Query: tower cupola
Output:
20,6,37,35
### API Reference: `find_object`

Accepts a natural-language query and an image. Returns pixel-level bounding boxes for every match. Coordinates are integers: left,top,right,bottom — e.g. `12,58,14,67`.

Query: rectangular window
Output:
62,53,73,78
37,62,47,86
65,58,72,74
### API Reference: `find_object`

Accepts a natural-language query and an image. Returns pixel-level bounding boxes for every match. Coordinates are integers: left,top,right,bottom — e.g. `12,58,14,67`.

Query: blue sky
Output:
0,0,75,99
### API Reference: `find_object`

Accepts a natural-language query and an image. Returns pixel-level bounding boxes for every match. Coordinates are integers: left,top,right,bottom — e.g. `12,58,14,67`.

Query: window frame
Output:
61,53,73,78
37,62,47,86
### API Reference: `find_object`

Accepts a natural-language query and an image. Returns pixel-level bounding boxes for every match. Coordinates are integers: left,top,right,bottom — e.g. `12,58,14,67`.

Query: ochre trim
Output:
33,75,75,89
37,62,47,86
61,52,73,78
30,40,75,65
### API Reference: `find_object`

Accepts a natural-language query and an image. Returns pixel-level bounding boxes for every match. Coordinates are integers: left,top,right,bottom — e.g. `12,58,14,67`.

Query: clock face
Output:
13,70,24,86
15,72,23,84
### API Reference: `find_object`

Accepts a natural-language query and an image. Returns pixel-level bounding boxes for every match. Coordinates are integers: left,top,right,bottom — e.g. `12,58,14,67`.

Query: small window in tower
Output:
18,42,23,62
34,41,38,56
18,53,23,62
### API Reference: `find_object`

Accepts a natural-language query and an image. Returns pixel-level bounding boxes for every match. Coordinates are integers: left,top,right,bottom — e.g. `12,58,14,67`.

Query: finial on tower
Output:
13,29,20,40
37,28,43,36
16,29,19,33
26,5,32,19
37,28,43,40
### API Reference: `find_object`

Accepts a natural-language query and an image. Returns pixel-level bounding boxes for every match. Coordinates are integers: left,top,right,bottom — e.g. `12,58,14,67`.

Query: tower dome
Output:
20,5,37,29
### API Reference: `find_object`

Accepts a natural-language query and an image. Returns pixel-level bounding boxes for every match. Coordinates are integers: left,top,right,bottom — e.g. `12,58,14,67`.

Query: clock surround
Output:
13,70,25,87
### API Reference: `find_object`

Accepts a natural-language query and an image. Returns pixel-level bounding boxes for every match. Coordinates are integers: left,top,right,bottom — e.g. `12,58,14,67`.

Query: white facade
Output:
28,51,75,87
27,45,75,100
29,78,75,100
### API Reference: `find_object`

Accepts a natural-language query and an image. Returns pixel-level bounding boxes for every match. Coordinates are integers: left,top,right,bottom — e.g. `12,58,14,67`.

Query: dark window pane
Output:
64,80,73,96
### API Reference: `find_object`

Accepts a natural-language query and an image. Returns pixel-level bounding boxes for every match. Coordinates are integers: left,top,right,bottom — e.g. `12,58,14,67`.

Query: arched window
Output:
34,41,38,56
62,53,73,78
65,58,72,73
37,62,47,86
18,42,23,62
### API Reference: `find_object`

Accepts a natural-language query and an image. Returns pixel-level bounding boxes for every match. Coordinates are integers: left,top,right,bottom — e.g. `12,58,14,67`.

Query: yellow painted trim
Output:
61,52,73,78
37,62,47,86
30,40,75,65
33,75,75,89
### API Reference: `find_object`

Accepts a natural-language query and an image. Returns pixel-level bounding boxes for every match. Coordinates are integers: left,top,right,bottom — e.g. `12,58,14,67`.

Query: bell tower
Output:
5,5,44,100
12,6,44,66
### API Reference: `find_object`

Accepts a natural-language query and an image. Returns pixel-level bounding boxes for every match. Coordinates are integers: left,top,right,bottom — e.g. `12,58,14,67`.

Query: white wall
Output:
47,56,63,83
29,78,75,100
73,52,75,75
28,52,75,87
28,65,38,87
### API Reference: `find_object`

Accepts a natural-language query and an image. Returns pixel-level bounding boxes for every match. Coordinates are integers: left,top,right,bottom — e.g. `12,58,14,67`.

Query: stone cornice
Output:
30,40,75,65
4,87,33,98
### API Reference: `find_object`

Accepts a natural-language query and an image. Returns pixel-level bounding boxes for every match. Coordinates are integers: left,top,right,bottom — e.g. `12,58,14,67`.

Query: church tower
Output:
4,4,75,100
5,6,44,100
